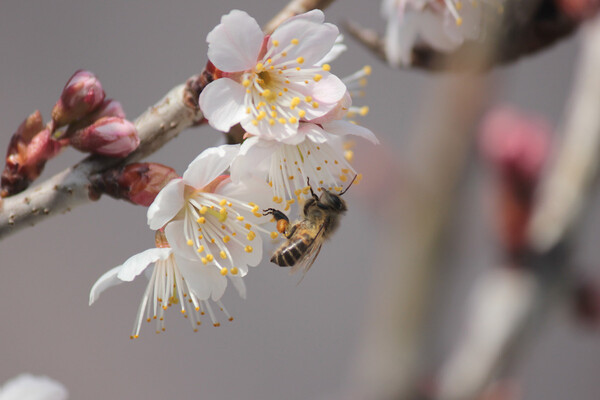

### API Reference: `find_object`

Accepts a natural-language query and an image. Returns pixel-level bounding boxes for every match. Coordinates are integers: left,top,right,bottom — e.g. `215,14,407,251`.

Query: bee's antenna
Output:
306,177,318,200
339,174,358,196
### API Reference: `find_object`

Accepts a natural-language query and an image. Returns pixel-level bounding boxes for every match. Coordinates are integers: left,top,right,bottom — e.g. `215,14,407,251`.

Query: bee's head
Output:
318,189,347,212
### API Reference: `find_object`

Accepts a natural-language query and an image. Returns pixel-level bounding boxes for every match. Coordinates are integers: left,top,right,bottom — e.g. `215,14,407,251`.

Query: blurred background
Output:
0,0,598,399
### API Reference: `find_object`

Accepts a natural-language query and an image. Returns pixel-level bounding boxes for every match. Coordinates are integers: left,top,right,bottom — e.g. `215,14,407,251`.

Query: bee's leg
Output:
263,208,290,235
306,177,318,200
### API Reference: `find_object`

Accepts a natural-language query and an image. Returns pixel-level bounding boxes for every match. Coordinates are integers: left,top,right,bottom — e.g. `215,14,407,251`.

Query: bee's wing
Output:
290,224,326,283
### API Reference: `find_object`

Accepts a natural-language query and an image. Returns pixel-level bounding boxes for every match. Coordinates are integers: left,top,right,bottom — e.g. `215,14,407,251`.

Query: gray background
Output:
0,1,598,399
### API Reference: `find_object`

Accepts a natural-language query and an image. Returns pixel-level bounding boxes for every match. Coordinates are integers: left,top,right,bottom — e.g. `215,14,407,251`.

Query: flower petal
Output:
316,34,347,65
117,247,172,281
199,78,247,132
89,265,122,305
176,256,212,300
269,15,339,66
230,136,276,183
217,176,276,212
0,374,68,400
182,144,239,189
208,267,228,301
165,219,198,261
206,9,263,72
147,178,184,230
322,120,380,144
298,123,329,144
229,275,247,299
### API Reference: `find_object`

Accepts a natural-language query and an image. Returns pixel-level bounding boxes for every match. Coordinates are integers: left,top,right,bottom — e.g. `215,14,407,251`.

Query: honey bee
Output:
263,176,356,278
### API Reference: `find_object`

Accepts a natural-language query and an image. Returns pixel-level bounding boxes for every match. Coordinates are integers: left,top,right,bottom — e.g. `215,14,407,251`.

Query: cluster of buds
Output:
51,70,140,157
1,70,140,197
1,111,65,197
479,106,551,257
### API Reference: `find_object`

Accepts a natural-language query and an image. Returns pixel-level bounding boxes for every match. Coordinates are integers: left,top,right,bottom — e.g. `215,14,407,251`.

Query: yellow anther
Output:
289,117,297,124
223,236,231,243
220,208,227,216
269,118,275,126
312,102,319,108
197,217,206,224
322,64,331,71
257,110,267,120
245,223,252,229
298,110,306,118
296,56,304,64
206,254,214,262
291,38,299,45
220,251,227,259
274,197,283,204
456,16,463,26
363,65,372,75
181,309,186,314
187,239,193,246
287,199,295,205
272,39,279,47
257,101,266,109
246,107,251,114
219,199,227,206
255,63,264,71
359,78,368,87
281,52,287,57
302,186,310,194
335,186,343,192
316,166,322,171
270,231,279,239
201,257,208,265
294,189,302,196
197,245,204,253
236,215,244,221
278,118,286,124
245,245,253,253
247,231,256,241
242,79,251,87
290,97,301,108
252,205,259,213
230,267,239,275
253,212,262,217
360,106,370,116
211,238,215,243
252,120,258,126
270,111,277,118
288,175,294,180
313,74,322,82
456,0,463,9
340,175,348,182
304,96,312,102
262,89,272,98
220,268,228,276
356,173,363,183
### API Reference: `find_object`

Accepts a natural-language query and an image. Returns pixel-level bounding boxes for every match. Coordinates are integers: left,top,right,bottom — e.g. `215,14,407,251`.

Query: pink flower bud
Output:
63,99,126,138
69,117,139,157
479,106,552,256
480,107,550,183
51,70,105,129
557,0,600,19
1,112,65,196
89,163,178,206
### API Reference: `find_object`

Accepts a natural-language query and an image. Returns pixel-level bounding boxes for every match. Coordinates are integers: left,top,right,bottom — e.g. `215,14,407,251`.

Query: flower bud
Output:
63,99,126,138
480,106,550,184
89,163,178,206
51,70,105,130
1,112,65,197
69,117,139,157
479,106,551,256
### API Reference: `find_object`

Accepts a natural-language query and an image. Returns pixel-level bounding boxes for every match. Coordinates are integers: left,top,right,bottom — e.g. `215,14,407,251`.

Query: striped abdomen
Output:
271,232,313,267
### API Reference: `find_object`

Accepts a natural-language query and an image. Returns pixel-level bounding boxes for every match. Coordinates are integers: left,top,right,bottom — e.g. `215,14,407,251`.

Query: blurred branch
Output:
435,15,600,400
350,42,494,400
344,0,578,71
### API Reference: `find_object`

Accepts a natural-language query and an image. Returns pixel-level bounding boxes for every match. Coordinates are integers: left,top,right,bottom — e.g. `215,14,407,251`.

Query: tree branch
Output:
344,0,578,71
0,0,338,241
